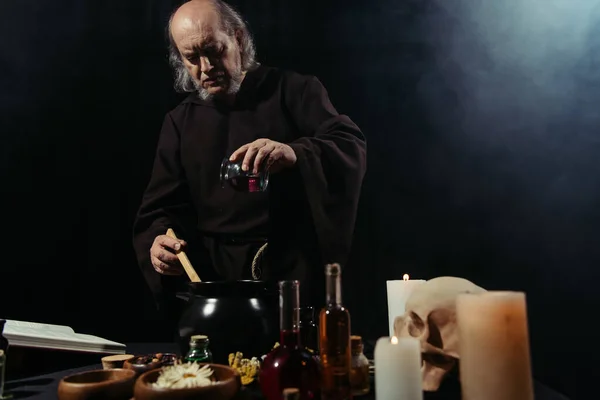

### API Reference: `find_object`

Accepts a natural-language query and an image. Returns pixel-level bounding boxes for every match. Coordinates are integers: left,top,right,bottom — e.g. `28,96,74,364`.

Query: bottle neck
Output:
351,344,363,356
325,272,342,305
279,281,301,347
190,340,209,350
280,329,301,347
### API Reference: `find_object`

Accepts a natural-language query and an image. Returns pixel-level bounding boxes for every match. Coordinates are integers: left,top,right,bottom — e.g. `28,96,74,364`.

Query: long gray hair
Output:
167,0,259,93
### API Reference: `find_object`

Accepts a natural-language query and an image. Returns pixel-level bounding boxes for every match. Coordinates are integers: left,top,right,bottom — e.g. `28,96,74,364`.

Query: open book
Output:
2,319,126,354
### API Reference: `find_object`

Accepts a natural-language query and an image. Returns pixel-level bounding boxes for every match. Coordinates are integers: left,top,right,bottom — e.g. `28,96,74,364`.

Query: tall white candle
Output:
374,336,423,400
386,274,426,336
456,291,534,400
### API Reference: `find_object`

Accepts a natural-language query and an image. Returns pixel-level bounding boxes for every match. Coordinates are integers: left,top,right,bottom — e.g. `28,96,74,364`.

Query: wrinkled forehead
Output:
171,12,229,49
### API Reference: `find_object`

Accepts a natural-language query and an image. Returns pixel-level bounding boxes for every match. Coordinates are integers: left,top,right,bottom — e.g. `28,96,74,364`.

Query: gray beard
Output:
195,72,243,101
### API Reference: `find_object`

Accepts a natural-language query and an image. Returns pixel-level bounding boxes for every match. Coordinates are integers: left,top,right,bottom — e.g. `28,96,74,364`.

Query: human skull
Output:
393,276,486,391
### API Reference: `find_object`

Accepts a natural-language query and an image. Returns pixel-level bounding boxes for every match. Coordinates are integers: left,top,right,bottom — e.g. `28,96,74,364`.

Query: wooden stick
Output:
166,228,201,282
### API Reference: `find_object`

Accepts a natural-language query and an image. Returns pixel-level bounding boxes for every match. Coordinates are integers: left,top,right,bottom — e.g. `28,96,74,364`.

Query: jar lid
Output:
190,334,208,342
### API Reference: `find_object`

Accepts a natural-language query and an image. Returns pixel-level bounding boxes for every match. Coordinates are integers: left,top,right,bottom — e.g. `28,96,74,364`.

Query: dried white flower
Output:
153,362,215,389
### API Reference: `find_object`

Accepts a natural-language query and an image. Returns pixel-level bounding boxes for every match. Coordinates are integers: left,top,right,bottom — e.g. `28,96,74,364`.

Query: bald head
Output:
170,0,221,46
167,0,258,100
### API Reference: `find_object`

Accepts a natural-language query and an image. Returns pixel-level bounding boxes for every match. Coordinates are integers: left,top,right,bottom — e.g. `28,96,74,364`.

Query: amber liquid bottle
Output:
319,263,352,400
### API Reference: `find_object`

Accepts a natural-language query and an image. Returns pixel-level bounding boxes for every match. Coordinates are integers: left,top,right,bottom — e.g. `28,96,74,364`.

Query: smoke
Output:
417,0,600,212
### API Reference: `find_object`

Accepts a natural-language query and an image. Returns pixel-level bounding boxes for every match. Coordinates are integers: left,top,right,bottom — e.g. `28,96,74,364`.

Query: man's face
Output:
171,9,244,100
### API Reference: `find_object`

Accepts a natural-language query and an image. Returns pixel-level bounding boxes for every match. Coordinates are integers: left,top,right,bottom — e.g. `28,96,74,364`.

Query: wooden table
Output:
4,342,570,400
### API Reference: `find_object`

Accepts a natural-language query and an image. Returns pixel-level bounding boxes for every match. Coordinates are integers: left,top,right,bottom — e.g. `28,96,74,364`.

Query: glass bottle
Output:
299,307,319,354
350,335,370,396
220,158,270,192
185,335,212,363
319,263,352,400
259,281,320,400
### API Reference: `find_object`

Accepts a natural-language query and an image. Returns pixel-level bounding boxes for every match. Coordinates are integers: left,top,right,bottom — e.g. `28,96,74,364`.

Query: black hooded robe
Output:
133,65,367,319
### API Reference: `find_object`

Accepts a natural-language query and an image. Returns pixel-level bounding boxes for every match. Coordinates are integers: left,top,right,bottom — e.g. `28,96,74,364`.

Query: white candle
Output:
374,336,423,400
456,291,534,400
386,274,426,336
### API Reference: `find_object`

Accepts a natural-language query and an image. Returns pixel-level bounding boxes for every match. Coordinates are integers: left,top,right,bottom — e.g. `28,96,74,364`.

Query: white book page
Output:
3,319,123,347
3,319,75,337
64,332,124,346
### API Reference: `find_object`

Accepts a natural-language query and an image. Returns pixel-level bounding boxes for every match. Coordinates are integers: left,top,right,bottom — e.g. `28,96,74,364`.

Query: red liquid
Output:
259,329,321,400
228,176,265,192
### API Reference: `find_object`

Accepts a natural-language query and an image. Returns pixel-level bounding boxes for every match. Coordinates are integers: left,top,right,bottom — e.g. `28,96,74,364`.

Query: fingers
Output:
153,247,179,264
253,142,276,174
151,255,184,275
150,246,183,275
229,144,249,163
229,140,295,176
267,145,284,165
151,234,186,276
230,139,274,173
241,141,265,173
155,235,186,251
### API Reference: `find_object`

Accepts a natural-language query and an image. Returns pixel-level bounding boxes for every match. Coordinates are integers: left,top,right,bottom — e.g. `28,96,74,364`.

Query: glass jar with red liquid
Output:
259,281,321,400
220,158,269,192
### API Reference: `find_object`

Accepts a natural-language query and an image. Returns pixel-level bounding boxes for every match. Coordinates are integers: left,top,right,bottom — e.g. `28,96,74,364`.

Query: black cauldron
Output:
176,280,279,365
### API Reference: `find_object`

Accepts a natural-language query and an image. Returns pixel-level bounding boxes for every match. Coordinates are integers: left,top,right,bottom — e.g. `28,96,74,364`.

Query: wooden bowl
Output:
123,355,162,377
134,363,241,400
57,368,136,400
123,353,180,377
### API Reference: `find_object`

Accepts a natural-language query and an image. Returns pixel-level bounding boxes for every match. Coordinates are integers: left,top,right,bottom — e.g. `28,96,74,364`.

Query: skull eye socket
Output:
408,311,425,336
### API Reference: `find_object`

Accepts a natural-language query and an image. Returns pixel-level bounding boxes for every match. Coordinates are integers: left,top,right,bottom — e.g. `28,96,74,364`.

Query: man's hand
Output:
150,235,186,275
230,139,297,174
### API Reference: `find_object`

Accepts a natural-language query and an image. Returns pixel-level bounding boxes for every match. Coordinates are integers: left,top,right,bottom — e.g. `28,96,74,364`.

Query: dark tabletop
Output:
3,343,570,400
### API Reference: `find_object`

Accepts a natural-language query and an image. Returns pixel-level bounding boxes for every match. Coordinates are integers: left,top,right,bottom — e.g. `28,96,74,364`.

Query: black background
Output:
2,0,599,398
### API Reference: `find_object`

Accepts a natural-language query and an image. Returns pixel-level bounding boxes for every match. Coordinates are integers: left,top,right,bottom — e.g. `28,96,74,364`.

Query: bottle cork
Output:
351,335,363,352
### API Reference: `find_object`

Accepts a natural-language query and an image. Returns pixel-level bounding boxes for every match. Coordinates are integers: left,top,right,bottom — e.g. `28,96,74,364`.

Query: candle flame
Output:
403,274,409,281
391,336,398,344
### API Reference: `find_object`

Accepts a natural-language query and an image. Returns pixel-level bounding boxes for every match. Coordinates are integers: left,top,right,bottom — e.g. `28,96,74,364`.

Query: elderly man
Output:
133,0,366,315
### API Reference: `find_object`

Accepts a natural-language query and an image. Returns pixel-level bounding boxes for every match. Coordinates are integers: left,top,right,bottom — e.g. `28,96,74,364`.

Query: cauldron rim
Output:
185,279,278,298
